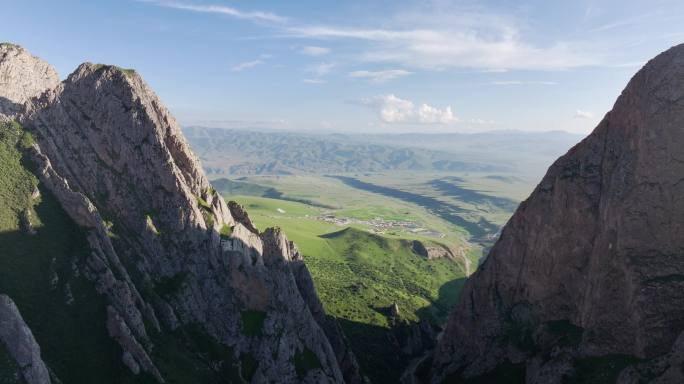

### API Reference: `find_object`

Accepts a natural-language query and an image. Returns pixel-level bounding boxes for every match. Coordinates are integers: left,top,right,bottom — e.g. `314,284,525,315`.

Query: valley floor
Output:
215,171,532,382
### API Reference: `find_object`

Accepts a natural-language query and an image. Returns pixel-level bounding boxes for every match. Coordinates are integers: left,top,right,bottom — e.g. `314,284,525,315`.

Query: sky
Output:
2,0,684,134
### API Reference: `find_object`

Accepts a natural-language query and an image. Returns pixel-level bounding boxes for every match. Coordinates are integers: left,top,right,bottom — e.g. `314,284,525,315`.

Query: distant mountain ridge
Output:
183,127,583,177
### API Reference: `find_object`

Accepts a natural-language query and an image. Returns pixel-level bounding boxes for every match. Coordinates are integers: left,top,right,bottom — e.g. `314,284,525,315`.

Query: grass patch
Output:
196,196,211,210
195,196,215,228
219,224,233,239
293,346,322,379
241,310,266,337
91,64,136,76
0,42,21,49
0,121,38,230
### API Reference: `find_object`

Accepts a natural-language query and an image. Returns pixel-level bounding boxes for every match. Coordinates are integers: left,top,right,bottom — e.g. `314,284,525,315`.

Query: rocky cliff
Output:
0,44,58,119
0,43,361,383
430,44,684,383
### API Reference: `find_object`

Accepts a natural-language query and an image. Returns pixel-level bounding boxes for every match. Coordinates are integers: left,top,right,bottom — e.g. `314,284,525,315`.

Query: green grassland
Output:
231,194,468,326
222,172,532,268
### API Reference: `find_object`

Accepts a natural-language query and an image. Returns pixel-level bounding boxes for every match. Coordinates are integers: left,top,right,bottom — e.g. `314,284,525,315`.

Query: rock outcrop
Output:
0,295,51,384
0,44,359,383
0,43,59,119
430,43,684,382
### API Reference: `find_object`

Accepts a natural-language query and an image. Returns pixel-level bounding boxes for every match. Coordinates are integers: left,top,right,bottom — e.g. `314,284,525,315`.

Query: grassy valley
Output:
214,170,533,382
194,128,570,382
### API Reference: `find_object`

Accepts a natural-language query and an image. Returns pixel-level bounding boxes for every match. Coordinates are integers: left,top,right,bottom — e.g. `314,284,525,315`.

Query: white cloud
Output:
348,69,412,83
143,0,287,23
307,62,335,76
378,94,415,123
300,46,330,56
418,104,458,124
360,94,459,125
231,60,263,71
574,109,595,119
488,80,558,86
303,78,327,84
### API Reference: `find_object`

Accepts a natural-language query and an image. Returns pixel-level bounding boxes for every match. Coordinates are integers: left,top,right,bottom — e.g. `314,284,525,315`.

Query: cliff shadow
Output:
326,175,499,239
333,277,467,384
416,277,467,324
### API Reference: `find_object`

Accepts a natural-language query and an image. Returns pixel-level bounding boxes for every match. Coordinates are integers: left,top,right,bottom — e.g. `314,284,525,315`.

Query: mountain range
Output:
183,127,582,178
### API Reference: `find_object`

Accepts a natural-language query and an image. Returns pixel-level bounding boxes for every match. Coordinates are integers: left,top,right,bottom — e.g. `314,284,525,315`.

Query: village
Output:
313,213,445,238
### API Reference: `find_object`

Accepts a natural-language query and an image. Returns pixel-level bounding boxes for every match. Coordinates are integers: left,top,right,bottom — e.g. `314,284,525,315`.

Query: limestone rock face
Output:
431,43,684,382
0,295,51,384
0,43,58,119
4,52,358,382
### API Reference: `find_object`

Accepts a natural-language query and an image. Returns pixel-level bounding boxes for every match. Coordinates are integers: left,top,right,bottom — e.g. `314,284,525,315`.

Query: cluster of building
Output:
315,214,445,238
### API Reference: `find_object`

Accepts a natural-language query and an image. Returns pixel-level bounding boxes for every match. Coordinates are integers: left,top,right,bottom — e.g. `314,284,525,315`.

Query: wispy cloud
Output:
359,94,458,125
286,25,597,71
574,109,594,119
488,80,558,86
300,46,330,56
141,0,287,23
145,1,599,71
307,62,335,76
349,69,412,83
231,60,263,71
303,78,327,84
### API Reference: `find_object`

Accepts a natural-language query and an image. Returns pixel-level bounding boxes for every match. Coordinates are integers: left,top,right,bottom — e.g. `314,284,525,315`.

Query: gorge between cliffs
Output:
2,40,684,384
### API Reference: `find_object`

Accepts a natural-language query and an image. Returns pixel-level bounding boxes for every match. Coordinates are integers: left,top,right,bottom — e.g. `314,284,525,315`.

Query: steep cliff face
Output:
431,44,684,383
0,45,361,383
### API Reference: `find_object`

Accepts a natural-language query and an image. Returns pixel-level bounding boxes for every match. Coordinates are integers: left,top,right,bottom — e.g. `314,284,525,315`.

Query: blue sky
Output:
2,0,684,134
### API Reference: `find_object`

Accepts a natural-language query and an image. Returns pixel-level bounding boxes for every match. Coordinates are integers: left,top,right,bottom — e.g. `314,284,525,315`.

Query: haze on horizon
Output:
2,0,684,134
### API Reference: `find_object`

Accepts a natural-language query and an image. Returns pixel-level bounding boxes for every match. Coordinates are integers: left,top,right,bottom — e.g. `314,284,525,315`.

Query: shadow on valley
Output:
327,175,499,239
212,177,336,209
338,277,467,384
416,277,467,324
429,177,519,211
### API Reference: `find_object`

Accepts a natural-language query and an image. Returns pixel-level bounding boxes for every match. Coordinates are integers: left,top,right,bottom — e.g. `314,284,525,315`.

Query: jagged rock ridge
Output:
430,43,684,383
0,43,362,383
